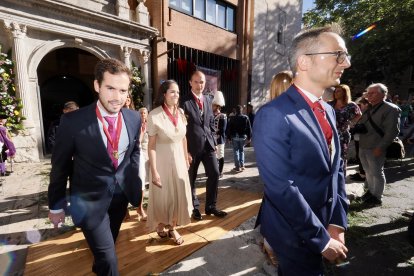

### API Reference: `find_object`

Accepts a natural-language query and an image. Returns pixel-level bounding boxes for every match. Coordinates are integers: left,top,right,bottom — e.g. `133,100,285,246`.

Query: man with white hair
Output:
358,83,401,205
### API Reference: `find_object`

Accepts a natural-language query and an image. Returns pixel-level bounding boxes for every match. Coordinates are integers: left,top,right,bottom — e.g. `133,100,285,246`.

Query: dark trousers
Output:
188,144,220,211
81,185,129,276
354,140,365,175
277,252,324,276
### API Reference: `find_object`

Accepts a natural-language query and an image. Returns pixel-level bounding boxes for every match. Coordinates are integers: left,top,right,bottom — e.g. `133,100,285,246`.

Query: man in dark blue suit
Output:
48,58,141,275
182,71,227,220
254,25,351,275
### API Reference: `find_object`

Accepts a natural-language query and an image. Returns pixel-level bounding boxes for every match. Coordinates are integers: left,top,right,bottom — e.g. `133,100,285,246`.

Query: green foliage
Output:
303,0,414,88
0,45,25,131
130,62,146,109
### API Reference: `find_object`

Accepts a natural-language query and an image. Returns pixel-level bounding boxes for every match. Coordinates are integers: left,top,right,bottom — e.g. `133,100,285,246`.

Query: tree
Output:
303,0,414,89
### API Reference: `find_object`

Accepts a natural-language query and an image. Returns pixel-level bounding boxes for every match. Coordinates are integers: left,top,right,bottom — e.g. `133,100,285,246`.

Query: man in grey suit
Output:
359,83,401,205
48,58,142,275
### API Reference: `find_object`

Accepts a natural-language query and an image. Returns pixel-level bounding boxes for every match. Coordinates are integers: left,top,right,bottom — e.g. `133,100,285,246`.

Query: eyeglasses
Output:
304,51,351,64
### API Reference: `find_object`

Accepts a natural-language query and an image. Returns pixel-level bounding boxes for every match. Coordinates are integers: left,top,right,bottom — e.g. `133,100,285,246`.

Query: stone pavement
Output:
2,144,410,275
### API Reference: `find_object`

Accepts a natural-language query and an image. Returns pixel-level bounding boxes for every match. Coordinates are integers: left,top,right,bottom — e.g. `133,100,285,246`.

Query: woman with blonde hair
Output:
269,70,293,100
259,70,293,267
330,84,362,175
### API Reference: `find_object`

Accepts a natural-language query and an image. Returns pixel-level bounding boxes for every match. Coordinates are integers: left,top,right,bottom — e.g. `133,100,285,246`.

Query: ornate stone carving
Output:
4,21,27,39
116,0,130,20
120,45,132,67
136,2,149,25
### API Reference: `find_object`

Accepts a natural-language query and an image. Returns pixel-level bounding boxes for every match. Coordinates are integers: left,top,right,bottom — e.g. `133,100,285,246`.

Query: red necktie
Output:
104,116,118,168
195,96,203,111
312,100,333,146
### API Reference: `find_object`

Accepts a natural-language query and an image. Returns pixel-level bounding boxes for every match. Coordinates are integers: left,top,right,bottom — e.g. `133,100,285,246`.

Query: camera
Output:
350,123,368,135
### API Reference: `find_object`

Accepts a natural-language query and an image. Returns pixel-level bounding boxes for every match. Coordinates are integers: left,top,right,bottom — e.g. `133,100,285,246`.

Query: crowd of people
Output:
33,22,411,275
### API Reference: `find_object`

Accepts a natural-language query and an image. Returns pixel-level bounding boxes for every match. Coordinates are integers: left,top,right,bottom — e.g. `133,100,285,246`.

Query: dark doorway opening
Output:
38,48,99,154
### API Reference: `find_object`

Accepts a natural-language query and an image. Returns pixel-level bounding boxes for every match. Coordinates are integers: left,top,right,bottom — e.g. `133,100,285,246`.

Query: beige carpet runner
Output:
25,187,261,275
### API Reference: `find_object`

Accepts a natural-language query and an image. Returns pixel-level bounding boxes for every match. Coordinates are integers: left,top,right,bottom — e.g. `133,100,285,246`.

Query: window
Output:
206,0,216,24
194,0,205,20
217,3,226,28
170,0,192,14
226,7,234,32
170,0,236,32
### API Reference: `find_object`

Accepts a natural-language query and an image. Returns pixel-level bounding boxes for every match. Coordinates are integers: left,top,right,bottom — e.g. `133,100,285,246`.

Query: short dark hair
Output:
94,58,131,86
190,70,205,80
63,101,79,110
235,105,243,114
289,24,343,76
154,80,179,108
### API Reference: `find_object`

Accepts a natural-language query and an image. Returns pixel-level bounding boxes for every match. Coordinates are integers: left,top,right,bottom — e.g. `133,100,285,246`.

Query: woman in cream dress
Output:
146,80,192,245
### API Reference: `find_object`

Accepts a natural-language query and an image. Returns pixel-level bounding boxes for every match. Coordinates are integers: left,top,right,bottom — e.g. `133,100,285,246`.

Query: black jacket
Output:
226,114,252,140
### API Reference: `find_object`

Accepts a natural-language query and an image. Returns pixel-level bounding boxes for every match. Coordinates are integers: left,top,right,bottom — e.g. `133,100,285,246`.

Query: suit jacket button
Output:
328,197,333,203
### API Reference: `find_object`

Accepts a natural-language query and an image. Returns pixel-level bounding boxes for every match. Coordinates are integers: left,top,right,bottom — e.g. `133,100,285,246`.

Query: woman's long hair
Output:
269,70,293,100
153,80,179,108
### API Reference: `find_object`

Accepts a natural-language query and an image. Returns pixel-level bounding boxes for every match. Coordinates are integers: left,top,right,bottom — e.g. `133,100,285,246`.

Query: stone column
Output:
141,50,151,109
4,21,34,129
136,0,149,25
116,0,130,20
120,46,132,68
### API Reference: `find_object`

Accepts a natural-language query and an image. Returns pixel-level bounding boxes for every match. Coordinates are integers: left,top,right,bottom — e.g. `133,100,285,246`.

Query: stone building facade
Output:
0,0,157,161
250,0,302,109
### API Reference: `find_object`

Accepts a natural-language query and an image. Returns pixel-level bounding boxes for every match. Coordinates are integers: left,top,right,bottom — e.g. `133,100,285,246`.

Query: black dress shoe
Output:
205,208,227,217
192,209,203,220
360,191,373,202
364,196,382,206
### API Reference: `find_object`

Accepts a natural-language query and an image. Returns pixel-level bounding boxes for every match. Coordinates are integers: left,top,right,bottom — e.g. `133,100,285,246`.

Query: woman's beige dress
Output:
146,106,193,231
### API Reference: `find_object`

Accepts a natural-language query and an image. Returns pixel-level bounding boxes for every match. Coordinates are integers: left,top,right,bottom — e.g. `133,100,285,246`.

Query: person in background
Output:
137,107,149,221
47,101,79,153
269,70,293,101
358,83,401,206
329,84,361,176
226,105,251,172
350,97,370,182
0,114,16,176
48,58,142,275
259,69,293,267
212,91,227,178
182,70,227,221
399,99,412,134
254,24,350,275
146,80,193,245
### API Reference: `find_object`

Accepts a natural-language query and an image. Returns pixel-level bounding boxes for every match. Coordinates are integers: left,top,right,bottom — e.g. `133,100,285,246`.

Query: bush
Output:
0,45,25,131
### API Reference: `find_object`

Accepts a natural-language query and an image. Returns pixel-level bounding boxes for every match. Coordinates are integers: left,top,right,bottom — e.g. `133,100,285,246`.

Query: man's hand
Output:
328,225,345,244
187,153,193,164
322,238,348,263
48,211,65,229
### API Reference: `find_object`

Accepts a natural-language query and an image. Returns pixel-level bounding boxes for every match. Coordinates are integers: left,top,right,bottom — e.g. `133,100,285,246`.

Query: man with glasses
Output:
358,83,401,206
254,24,350,275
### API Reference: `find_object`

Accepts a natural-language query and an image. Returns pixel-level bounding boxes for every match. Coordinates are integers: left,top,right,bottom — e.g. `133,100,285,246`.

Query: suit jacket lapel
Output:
325,105,340,165
288,88,331,164
87,103,114,166
189,94,202,124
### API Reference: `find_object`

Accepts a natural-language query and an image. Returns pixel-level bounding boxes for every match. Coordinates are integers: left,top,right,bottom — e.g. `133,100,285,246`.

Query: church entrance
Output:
37,48,99,154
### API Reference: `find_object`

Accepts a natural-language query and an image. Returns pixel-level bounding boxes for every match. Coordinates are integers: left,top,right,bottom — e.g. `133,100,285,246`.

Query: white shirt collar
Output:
295,85,321,103
191,91,203,100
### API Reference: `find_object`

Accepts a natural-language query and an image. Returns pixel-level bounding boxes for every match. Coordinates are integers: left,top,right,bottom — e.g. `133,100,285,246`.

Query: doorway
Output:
37,48,99,154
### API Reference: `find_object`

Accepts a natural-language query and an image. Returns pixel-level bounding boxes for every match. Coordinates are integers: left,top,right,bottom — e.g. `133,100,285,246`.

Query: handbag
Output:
367,105,405,159
385,138,405,159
